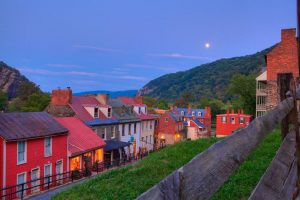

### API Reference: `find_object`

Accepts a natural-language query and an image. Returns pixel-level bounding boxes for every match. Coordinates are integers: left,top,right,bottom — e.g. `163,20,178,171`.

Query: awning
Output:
104,140,131,151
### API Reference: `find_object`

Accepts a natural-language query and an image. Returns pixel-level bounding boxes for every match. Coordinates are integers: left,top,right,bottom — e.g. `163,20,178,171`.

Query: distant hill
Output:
138,47,273,101
0,61,38,99
74,90,138,98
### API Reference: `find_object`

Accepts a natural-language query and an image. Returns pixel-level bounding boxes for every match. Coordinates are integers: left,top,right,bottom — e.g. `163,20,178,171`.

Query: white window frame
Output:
221,116,226,123
111,126,115,139
231,117,235,124
94,107,99,118
239,117,245,124
192,112,195,116
198,112,202,117
55,159,63,184
107,107,112,118
44,164,52,187
31,167,40,193
181,111,184,116
44,137,52,157
17,141,27,165
16,172,27,197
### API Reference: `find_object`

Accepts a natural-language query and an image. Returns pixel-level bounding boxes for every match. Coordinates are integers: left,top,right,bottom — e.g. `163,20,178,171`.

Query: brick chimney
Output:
281,28,296,43
204,107,211,118
135,96,144,104
231,109,235,114
96,94,109,105
51,87,72,106
226,109,229,114
188,104,192,114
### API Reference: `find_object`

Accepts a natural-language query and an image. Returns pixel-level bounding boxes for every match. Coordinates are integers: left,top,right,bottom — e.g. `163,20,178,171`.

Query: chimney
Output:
231,109,235,114
226,109,229,114
50,87,72,106
96,94,109,105
188,104,192,114
204,107,211,118
281,28,296,43
238,109,241,114
135,96,144,104
241,109,244,114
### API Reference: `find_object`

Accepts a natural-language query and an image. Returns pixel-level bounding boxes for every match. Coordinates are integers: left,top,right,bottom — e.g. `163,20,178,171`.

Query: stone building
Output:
256,28,299,117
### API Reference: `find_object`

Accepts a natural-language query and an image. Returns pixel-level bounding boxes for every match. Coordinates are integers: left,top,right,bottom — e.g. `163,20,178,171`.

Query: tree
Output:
174,92,193,107
0,91,8,111
156,100,169,110
21,92,50,112
228,74,256,115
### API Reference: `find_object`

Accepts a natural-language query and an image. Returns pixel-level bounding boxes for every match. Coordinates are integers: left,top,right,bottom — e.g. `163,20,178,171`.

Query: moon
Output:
205,42,211,48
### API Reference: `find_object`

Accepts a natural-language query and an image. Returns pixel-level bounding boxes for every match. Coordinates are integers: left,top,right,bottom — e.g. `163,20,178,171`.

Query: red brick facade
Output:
50,88,72,106
216,109,252,137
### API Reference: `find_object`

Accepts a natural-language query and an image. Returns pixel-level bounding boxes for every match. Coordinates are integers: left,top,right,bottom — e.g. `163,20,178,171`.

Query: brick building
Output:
216,109,252,137
256,28,299,117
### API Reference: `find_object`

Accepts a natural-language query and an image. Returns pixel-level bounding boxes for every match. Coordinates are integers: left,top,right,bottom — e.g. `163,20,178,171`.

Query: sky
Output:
0,0,297,92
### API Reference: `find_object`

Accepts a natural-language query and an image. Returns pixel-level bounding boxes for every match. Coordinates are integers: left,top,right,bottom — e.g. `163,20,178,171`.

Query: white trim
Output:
44,163,52,186
16,171,27,197
55,159,63,184
31,167,40,193
44,137,52,157
17,140,27,165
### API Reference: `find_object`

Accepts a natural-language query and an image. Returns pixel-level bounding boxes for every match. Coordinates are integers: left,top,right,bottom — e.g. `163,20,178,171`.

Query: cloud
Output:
146,53,213,60
18,67,98,77
119,75,148,81
67,71,99,77
124,64,179,72
46,63,83,69
73,45,121,52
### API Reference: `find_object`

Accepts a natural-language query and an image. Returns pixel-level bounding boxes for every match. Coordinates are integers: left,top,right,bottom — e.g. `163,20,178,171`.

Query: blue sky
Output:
0,0,297,92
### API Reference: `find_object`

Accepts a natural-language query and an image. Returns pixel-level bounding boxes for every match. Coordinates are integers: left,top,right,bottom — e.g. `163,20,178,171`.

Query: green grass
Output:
53,130,281,200
212,129,281,200
53,137,219,200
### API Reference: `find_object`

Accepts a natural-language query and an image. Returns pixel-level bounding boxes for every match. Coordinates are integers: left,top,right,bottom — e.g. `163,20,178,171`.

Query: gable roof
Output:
173,108,206,118
191,119,206,128
54,117,106,156
118,97,146,106
109,99,140,123
0,112,68,141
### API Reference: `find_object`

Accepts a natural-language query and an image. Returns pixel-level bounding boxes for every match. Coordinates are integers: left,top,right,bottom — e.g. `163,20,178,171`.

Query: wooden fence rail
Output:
137,73,299,200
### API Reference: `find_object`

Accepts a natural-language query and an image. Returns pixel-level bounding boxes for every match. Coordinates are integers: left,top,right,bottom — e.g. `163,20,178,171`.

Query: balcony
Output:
256,89,267,96
256,104,267,111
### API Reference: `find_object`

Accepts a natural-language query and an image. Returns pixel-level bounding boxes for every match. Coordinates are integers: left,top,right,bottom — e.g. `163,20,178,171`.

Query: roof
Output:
85,119,119,126
0,112,69,141
216,113,252,117
191,119,206,128
104,140,131,151
54,117,106,156
118,97,146,106
173,108,206,118
109,99,141,123
154,109,169,115
168,112,183,122
256,71,267,81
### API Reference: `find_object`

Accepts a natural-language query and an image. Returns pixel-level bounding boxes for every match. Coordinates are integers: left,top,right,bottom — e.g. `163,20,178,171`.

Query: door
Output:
56,160,63,185
31,168,40,193
17,173,26,198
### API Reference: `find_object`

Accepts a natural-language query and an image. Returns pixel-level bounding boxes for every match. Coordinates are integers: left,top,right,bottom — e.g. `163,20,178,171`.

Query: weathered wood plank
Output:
249,131,296,200
136,97,294,200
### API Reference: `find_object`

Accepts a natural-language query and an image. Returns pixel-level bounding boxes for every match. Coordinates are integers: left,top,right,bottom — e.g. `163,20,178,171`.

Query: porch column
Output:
110,151,114,165
119,148,122,160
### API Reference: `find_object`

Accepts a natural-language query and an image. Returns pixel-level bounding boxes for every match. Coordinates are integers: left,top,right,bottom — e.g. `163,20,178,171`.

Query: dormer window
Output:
198,112,202,117
145,107,147,114
108,107,112,118
94,107,99,118
192,112,195,116
138,107,141,114
181,111,184,116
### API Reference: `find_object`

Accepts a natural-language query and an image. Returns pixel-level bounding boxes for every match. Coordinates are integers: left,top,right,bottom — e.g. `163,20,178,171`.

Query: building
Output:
54,117,106,172
172,106,212,140
157,112,185,145
0,112,69,197
216,109,252,137
118,97,157,152
256,28,299,117
47,88,132,164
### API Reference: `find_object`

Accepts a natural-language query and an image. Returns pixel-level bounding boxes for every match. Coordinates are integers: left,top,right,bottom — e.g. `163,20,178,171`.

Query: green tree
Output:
0,91,8,111
228,74,256,115
174,92,193,107
156,99,169,110
21,92,50,112
16,82,41,101
7,98,24,112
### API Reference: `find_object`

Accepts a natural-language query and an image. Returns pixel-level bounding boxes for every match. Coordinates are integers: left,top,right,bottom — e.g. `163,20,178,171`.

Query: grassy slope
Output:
53,130,280,200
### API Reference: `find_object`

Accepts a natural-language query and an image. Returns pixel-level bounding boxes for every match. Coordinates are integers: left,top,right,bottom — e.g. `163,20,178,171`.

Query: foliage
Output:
212,129,281,200
228,74,256,115
16,81,41,101
140,47,273,102
0,91,8,111
7,98,24,112
174,92,193,107
53,137,219,200
21,92,50,112
156,99,169,109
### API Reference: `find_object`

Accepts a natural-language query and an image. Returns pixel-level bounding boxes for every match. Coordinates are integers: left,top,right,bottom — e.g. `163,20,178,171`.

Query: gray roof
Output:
109,99,140,123
0,112,69,141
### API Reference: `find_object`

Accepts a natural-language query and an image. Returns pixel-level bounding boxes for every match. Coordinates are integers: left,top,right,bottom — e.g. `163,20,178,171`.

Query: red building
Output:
157,112,185,145
216,109,252,137
0,112,69,198
54,117,106,171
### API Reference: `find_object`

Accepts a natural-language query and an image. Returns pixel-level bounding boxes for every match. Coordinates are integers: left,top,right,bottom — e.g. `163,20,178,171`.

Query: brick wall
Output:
51,88,72,106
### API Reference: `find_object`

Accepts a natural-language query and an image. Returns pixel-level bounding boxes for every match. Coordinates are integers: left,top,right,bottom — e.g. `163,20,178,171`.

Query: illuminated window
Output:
70,156,81,171
95,149,103,162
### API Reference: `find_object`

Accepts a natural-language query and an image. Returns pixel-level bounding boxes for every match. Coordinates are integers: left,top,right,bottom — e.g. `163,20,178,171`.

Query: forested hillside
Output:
138,47,273,101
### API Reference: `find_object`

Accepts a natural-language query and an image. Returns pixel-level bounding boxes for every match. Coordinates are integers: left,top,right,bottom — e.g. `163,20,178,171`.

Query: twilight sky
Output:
0,0,297,92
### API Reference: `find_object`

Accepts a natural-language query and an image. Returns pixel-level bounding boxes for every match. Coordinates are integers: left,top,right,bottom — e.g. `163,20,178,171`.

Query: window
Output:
31,168,40,192
150,135,152,144
70,156,81,170
257,96,266,105
146,136,148,144
128,124,131,135
44,137,52,157
17,141,26,164
44,164,52,186
221,116,226,123
95,149,103,162
198,112,202,117
17,173,26,197
134,123,137,134
145,107,147,114
231,117,235,124
94,107,99,118
192,112,195,116
150,121,153,129
138,107,141,114
122,124,125,136
239,117,245,124
181,111,185,116
101,128,106,139
111,126,115,138
257,111,266,117
108,107,112,118
142,137,144,141
165,118,169,122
